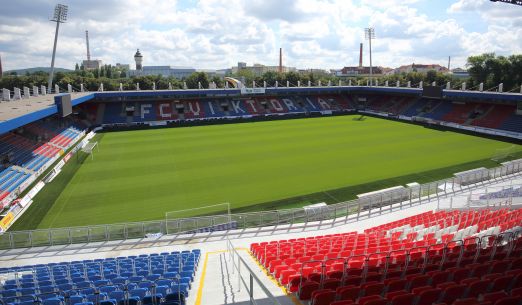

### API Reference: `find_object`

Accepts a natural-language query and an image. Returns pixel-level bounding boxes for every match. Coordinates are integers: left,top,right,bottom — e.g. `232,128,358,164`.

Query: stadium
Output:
1,1,522,305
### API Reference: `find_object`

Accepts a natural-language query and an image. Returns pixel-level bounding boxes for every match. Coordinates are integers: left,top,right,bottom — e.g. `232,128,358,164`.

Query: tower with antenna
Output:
82,30,102,70
134,49,143,71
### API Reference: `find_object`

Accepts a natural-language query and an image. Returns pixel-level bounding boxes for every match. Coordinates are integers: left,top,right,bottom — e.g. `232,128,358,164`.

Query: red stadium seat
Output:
389,293,416,305
482,291,509,303
452,298,481,305
310,289,335,305
415,287,442,305
298,281,320,300
494,297,521,305
336,285,359,302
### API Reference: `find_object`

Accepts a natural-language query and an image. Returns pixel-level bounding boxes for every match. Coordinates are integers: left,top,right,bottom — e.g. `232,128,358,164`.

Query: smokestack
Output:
448,56,451,71
279,48,282,73
0,54,3,78
359,43,363,68
86,30,91,61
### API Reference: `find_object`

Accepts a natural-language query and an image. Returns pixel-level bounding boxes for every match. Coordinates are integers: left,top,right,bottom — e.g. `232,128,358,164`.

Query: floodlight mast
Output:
48,4,68,94
365,28,375,86
490,0,522,6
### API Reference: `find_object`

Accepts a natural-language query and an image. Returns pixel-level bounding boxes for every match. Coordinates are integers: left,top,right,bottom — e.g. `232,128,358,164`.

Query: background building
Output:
231,62,296,76
391,63,449,74
128,66,196,78
127,50,196,79
451,68,470,78
335,66,384,77
82,59,102,70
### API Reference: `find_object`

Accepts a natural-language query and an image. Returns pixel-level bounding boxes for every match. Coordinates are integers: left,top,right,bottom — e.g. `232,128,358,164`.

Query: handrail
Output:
286,230,521,285
226,238,282,305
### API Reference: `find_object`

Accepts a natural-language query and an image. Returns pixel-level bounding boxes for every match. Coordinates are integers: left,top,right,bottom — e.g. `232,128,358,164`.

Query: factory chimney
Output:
279,48,283,73
359,43,363,68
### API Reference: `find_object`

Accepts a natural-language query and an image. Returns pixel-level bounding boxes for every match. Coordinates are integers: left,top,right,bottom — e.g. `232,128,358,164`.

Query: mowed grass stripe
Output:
22,116,520,229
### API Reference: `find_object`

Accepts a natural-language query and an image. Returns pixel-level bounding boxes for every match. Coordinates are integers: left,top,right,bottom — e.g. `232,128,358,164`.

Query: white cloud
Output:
0,0,520,71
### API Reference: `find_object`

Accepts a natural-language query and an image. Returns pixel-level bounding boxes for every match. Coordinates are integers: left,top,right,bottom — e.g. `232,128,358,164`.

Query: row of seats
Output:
362,96,522,134
0,134,39,166
0,250,201,305
0,119,84,209
49,128,82,149
98,95,355,124
89,92,522,134
362,96,416,115
480,186,522,200
250,208,521,305
252,210,519,268
0,168,31,201
304,258,521,305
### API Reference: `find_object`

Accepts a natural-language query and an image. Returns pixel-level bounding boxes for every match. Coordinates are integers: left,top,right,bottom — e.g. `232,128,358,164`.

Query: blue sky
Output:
0,0,521,71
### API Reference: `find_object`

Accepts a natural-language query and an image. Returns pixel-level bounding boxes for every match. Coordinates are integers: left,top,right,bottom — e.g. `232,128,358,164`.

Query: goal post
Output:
78,141,99,161
165,202,232,235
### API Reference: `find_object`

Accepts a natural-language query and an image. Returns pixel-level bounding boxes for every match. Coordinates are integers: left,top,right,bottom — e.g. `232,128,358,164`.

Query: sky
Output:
0,0,521,71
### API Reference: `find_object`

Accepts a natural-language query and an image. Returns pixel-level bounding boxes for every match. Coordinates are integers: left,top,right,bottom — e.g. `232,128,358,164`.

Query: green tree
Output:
426,70,437,84
210,76,223,88
466,53,495,85
234,69,256,85
185,72,209,89
106,65,113,78
261,71,278,86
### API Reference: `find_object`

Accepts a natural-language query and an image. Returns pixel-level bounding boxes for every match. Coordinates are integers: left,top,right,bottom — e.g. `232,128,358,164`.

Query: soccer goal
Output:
165,202,231,235
81,141,99,161
492,145,519,162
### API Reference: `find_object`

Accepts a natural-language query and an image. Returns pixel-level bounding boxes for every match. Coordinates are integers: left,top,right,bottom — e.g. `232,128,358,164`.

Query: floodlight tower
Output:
490,0,522,6
48,4,68,93
365,27,375,86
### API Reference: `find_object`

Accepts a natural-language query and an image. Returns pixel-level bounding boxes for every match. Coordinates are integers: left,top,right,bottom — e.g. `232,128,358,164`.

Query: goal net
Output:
165,202,233,235
492,145,520,162
80,141,98,160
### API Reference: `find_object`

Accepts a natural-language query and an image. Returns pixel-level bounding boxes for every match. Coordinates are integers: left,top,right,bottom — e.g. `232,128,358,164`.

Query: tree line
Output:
0,53,520,92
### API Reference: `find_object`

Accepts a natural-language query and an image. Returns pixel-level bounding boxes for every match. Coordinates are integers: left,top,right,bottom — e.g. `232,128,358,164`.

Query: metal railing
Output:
0,159,521,250
287,230,522,293
226,238,282,305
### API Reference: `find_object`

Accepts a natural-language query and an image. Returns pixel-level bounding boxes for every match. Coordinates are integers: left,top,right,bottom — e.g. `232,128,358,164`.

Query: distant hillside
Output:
4,67,73,75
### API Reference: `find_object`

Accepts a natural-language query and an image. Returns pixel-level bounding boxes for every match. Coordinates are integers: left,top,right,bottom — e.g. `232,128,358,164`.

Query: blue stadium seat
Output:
154,285,171,298
42,297,64,305
68,295,86,305
108,290,125,302
164,292,186,305
129,288,148,300
86,293,107,303
2,289,19,297
142,294,162,305
117,299,138,305
99,286,117,294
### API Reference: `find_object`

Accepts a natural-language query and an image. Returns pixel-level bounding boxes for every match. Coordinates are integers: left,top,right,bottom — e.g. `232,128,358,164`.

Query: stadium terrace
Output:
0,83,521,305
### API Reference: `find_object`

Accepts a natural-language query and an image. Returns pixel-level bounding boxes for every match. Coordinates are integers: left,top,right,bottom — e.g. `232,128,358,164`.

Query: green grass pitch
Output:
13,115,521,230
